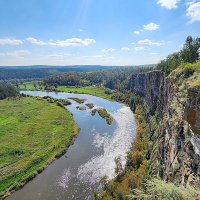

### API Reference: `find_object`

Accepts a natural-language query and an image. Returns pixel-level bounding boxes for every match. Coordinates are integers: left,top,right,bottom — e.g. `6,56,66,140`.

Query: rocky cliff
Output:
129,67,200,187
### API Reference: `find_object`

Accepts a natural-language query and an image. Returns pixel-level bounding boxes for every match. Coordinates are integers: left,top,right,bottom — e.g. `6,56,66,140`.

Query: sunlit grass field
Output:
19,82,112,100
57,86,112,99
0,97,78,197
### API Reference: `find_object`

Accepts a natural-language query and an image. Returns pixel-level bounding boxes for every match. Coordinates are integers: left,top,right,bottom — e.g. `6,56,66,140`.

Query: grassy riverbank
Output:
19,83,112,100
0,97,79,198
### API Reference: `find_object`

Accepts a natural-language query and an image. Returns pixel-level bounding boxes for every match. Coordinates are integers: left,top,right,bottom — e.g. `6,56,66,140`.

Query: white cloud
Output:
143,22,160,31
26,37,96,47
0,50,31,57
101,48,116,52
134,22,159,35
27,38,45,45
134,31,140,35
49,38,96,47
0,38,23,45
26,37,46,45
134,47,145,51
138,39,162,46
157,0,179,9
186,1,200,22
121,47,130,51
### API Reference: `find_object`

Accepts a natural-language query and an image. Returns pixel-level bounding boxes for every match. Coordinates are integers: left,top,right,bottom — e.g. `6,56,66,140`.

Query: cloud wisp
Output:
186,1,200,22
0,38,23,45
101,48,116,53
121,47,130,51
134,46,145,51
138,39,162,46
0,50,31,57
134,22,160,35
157,0,179,10
26,37,96,47
143,22,160,31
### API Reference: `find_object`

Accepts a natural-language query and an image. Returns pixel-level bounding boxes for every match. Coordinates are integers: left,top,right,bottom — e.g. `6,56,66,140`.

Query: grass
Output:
192,80,200,87
19,82,44,91
69,97,86,104
86,103,94,109
96,108,113,125
19,82,113,100
0,97,79,198
57,86,113,100
133,178,200,200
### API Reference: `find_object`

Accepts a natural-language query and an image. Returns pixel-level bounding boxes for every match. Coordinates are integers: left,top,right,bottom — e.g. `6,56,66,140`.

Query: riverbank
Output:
0,96,79,199
19,83,113,100
4,91,136,200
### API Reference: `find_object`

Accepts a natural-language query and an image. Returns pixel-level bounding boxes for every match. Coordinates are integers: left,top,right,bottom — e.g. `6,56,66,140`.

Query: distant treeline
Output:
0,66,121,81
0,65,154,81
44,67,143,91
0,82,19,99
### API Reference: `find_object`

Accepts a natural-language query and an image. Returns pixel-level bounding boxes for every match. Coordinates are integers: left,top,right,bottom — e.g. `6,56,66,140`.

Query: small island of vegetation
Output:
68,97,86,104
76,106,87,110
86,103,94,109
92,108,113,125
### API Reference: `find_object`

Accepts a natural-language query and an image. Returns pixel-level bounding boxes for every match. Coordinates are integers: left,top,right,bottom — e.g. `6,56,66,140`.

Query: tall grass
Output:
133,179,200,200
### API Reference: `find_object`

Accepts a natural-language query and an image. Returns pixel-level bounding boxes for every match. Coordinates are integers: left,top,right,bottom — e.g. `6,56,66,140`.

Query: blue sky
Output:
0,0,199,66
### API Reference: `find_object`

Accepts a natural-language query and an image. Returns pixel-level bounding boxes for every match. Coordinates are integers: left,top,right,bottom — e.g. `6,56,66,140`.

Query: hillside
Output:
98,62,200,199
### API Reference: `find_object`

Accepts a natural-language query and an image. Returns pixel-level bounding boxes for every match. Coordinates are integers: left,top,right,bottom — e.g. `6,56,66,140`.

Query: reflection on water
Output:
7,91,136,200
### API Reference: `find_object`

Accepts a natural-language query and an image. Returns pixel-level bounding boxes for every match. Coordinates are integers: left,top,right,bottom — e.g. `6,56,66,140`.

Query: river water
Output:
7,91,136,200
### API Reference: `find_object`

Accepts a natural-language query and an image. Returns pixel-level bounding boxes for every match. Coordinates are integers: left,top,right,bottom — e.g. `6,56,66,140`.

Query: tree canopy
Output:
156,36,200,75
0,82,19,100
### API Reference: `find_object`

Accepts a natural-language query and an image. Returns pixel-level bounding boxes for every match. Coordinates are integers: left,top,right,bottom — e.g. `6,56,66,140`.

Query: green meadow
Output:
19,82,112,100
0,97,78,198
56,86,112,99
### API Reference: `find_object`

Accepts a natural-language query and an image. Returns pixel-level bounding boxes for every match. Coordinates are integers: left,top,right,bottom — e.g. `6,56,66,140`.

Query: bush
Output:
0,82,19,99
133,179,200,200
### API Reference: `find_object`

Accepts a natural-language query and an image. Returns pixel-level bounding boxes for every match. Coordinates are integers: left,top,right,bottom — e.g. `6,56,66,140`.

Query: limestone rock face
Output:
129,70,165,115
129,70,200,186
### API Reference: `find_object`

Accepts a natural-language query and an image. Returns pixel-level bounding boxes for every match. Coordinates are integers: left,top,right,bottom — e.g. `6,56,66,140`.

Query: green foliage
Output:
43,67,142,92
192,81,200,87
19,81,45,91
156,36,200,75
69,97,86,104
20,82,113,100
57,86,113,100
96,108,113,125
133,179,200,200
156,52,182,75
180,36,200,63
0,82,19,99
86,103,94,109
0,97,78,198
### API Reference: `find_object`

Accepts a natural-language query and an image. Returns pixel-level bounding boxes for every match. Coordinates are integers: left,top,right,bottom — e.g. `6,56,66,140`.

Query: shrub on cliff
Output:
133,178,200,200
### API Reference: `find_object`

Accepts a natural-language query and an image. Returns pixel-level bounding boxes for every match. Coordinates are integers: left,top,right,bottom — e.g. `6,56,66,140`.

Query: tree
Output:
114,156,123,175
180,36,200,63
0,82,19,99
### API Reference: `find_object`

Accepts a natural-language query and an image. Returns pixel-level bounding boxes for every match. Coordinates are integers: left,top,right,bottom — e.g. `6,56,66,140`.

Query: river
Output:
7,91,136,200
